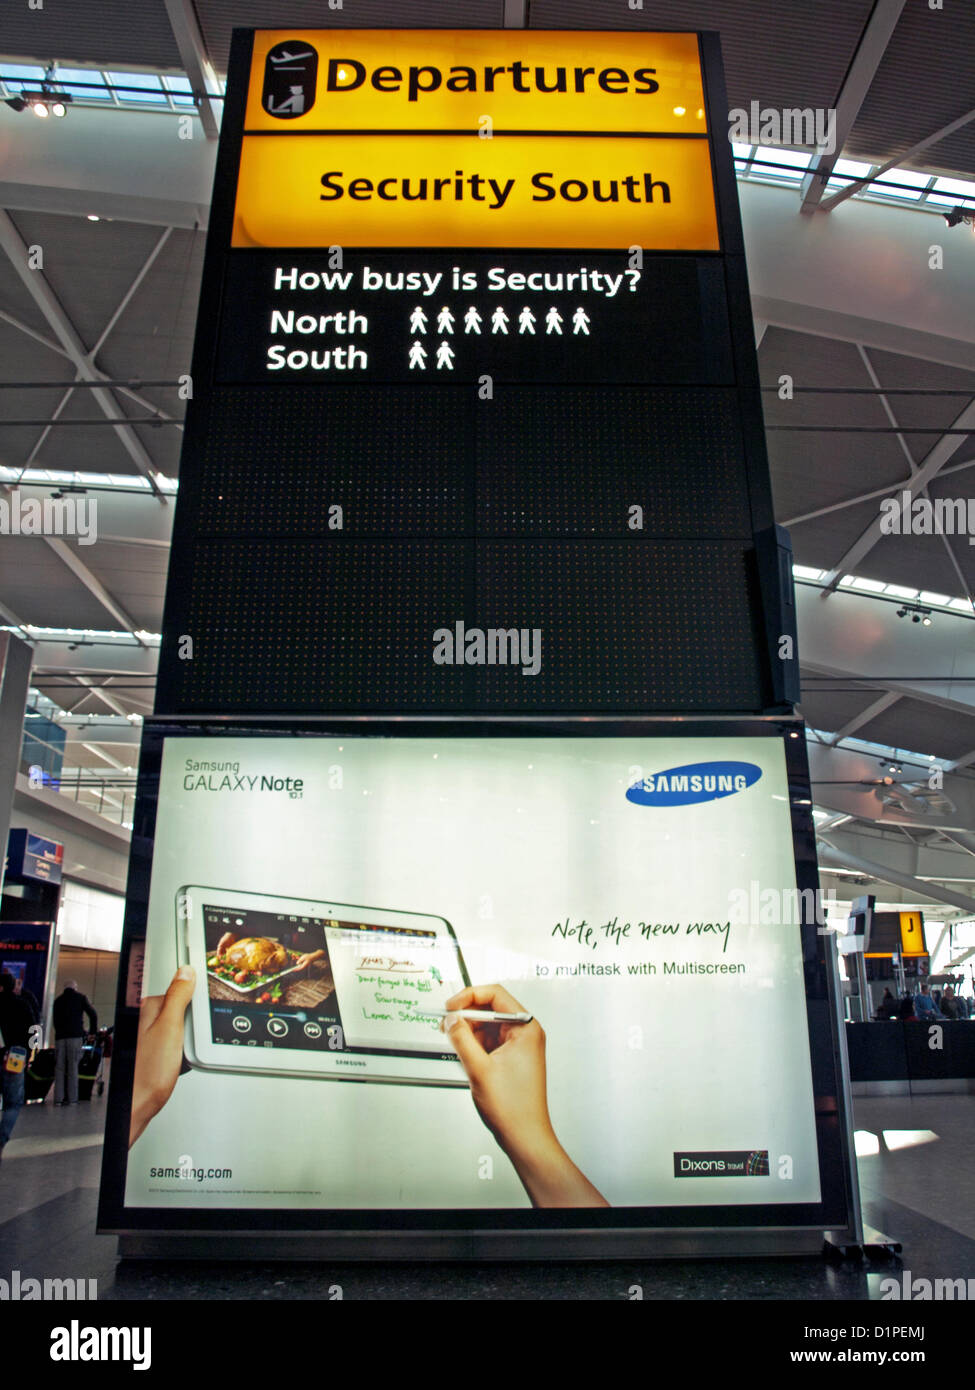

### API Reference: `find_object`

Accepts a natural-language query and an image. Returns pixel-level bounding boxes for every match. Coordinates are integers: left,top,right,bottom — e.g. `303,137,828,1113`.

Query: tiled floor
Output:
1,1090,973,1299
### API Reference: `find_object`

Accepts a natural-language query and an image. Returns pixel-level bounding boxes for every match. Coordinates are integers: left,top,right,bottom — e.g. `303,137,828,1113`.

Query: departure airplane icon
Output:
268,48,315,68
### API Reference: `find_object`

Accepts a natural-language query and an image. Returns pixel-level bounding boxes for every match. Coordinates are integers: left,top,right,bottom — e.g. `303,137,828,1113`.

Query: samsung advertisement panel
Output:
99,722,852,1242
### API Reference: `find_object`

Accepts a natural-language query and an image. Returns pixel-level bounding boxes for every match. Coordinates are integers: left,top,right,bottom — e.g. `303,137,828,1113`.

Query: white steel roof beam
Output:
820,396,975,590
817,841,975,914
800,0,907,213
819,106,975,213
163,0,220,140
0,261,184,439
0,209,166,498
43,537,144,643
784,454,975,527
824,689,902,745
88,227,173,361
71,674,131,719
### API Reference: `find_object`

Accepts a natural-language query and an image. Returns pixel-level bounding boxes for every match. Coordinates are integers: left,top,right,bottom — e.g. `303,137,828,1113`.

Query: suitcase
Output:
25,1047,56,1102
77,1044,104,1101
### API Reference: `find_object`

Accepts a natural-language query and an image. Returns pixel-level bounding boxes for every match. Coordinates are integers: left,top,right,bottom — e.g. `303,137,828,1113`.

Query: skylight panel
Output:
162,73,197,107
55,67,111,100
871,168,931,201
925,175,975,209
106,70,168,104
751,145,811,180
825,157,872,187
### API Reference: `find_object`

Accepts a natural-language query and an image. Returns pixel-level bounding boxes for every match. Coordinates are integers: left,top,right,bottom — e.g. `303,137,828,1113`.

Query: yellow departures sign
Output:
233,30,719,251
244,30,708,133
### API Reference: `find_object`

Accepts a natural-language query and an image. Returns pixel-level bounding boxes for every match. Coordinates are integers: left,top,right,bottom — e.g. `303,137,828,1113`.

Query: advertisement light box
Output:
99,721,852,1246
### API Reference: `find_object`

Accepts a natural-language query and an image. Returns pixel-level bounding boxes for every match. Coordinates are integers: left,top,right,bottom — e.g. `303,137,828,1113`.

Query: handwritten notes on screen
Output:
325,924,465,1052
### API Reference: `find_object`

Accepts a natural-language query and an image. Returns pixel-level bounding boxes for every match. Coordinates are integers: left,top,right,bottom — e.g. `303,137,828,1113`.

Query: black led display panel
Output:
155,29,794,716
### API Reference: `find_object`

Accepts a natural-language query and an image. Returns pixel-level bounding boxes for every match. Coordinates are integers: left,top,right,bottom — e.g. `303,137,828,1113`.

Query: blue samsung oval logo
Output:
626,761,762,807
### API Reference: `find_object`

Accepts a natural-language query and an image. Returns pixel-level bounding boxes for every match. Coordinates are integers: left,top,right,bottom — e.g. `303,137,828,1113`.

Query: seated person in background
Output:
913,982,943,1020
875,987,897,1020
896,994,916,1021
940,985,960,1020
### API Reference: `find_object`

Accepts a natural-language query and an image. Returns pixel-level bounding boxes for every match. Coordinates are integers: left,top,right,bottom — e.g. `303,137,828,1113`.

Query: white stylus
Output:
425,1008,533,1024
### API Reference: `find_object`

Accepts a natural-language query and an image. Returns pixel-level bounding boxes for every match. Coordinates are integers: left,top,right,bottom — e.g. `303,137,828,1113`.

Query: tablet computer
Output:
176,886,470,1085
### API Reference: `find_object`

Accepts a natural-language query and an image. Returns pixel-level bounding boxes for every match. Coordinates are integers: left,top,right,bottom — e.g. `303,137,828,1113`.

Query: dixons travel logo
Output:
626,761,762,807
673,1150,770,1178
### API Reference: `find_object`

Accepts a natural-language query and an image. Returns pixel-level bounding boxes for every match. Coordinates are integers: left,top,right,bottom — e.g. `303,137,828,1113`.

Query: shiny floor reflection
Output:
1,1089,972,1299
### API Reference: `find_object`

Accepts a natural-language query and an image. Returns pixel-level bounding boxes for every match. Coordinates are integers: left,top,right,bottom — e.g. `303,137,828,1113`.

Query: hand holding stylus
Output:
442,984,608,1209
129,965,195,1148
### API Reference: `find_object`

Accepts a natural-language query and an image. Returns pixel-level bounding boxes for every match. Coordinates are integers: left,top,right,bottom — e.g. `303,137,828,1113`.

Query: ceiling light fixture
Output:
6,68,73,120
943,205,975,230
897,602,933,625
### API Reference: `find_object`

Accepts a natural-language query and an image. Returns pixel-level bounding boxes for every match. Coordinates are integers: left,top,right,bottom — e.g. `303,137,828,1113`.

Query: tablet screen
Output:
201,902,465,1059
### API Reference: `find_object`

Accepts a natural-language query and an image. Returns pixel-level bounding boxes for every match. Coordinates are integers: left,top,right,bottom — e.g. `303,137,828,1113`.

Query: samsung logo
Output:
626,761,762,807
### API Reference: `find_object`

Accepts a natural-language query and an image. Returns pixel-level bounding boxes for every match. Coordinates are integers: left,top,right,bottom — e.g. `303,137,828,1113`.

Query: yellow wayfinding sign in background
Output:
233,133,720,250
898,911,927,957
243,29,709,133
233,29,719,250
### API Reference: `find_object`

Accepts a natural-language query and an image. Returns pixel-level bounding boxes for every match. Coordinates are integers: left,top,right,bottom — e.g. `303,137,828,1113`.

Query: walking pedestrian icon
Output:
399,296,601,376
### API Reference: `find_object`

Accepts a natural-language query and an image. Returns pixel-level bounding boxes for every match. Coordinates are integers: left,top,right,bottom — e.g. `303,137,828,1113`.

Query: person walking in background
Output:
13,976,39,1025
52,981,97,1106
0,971,34,1160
